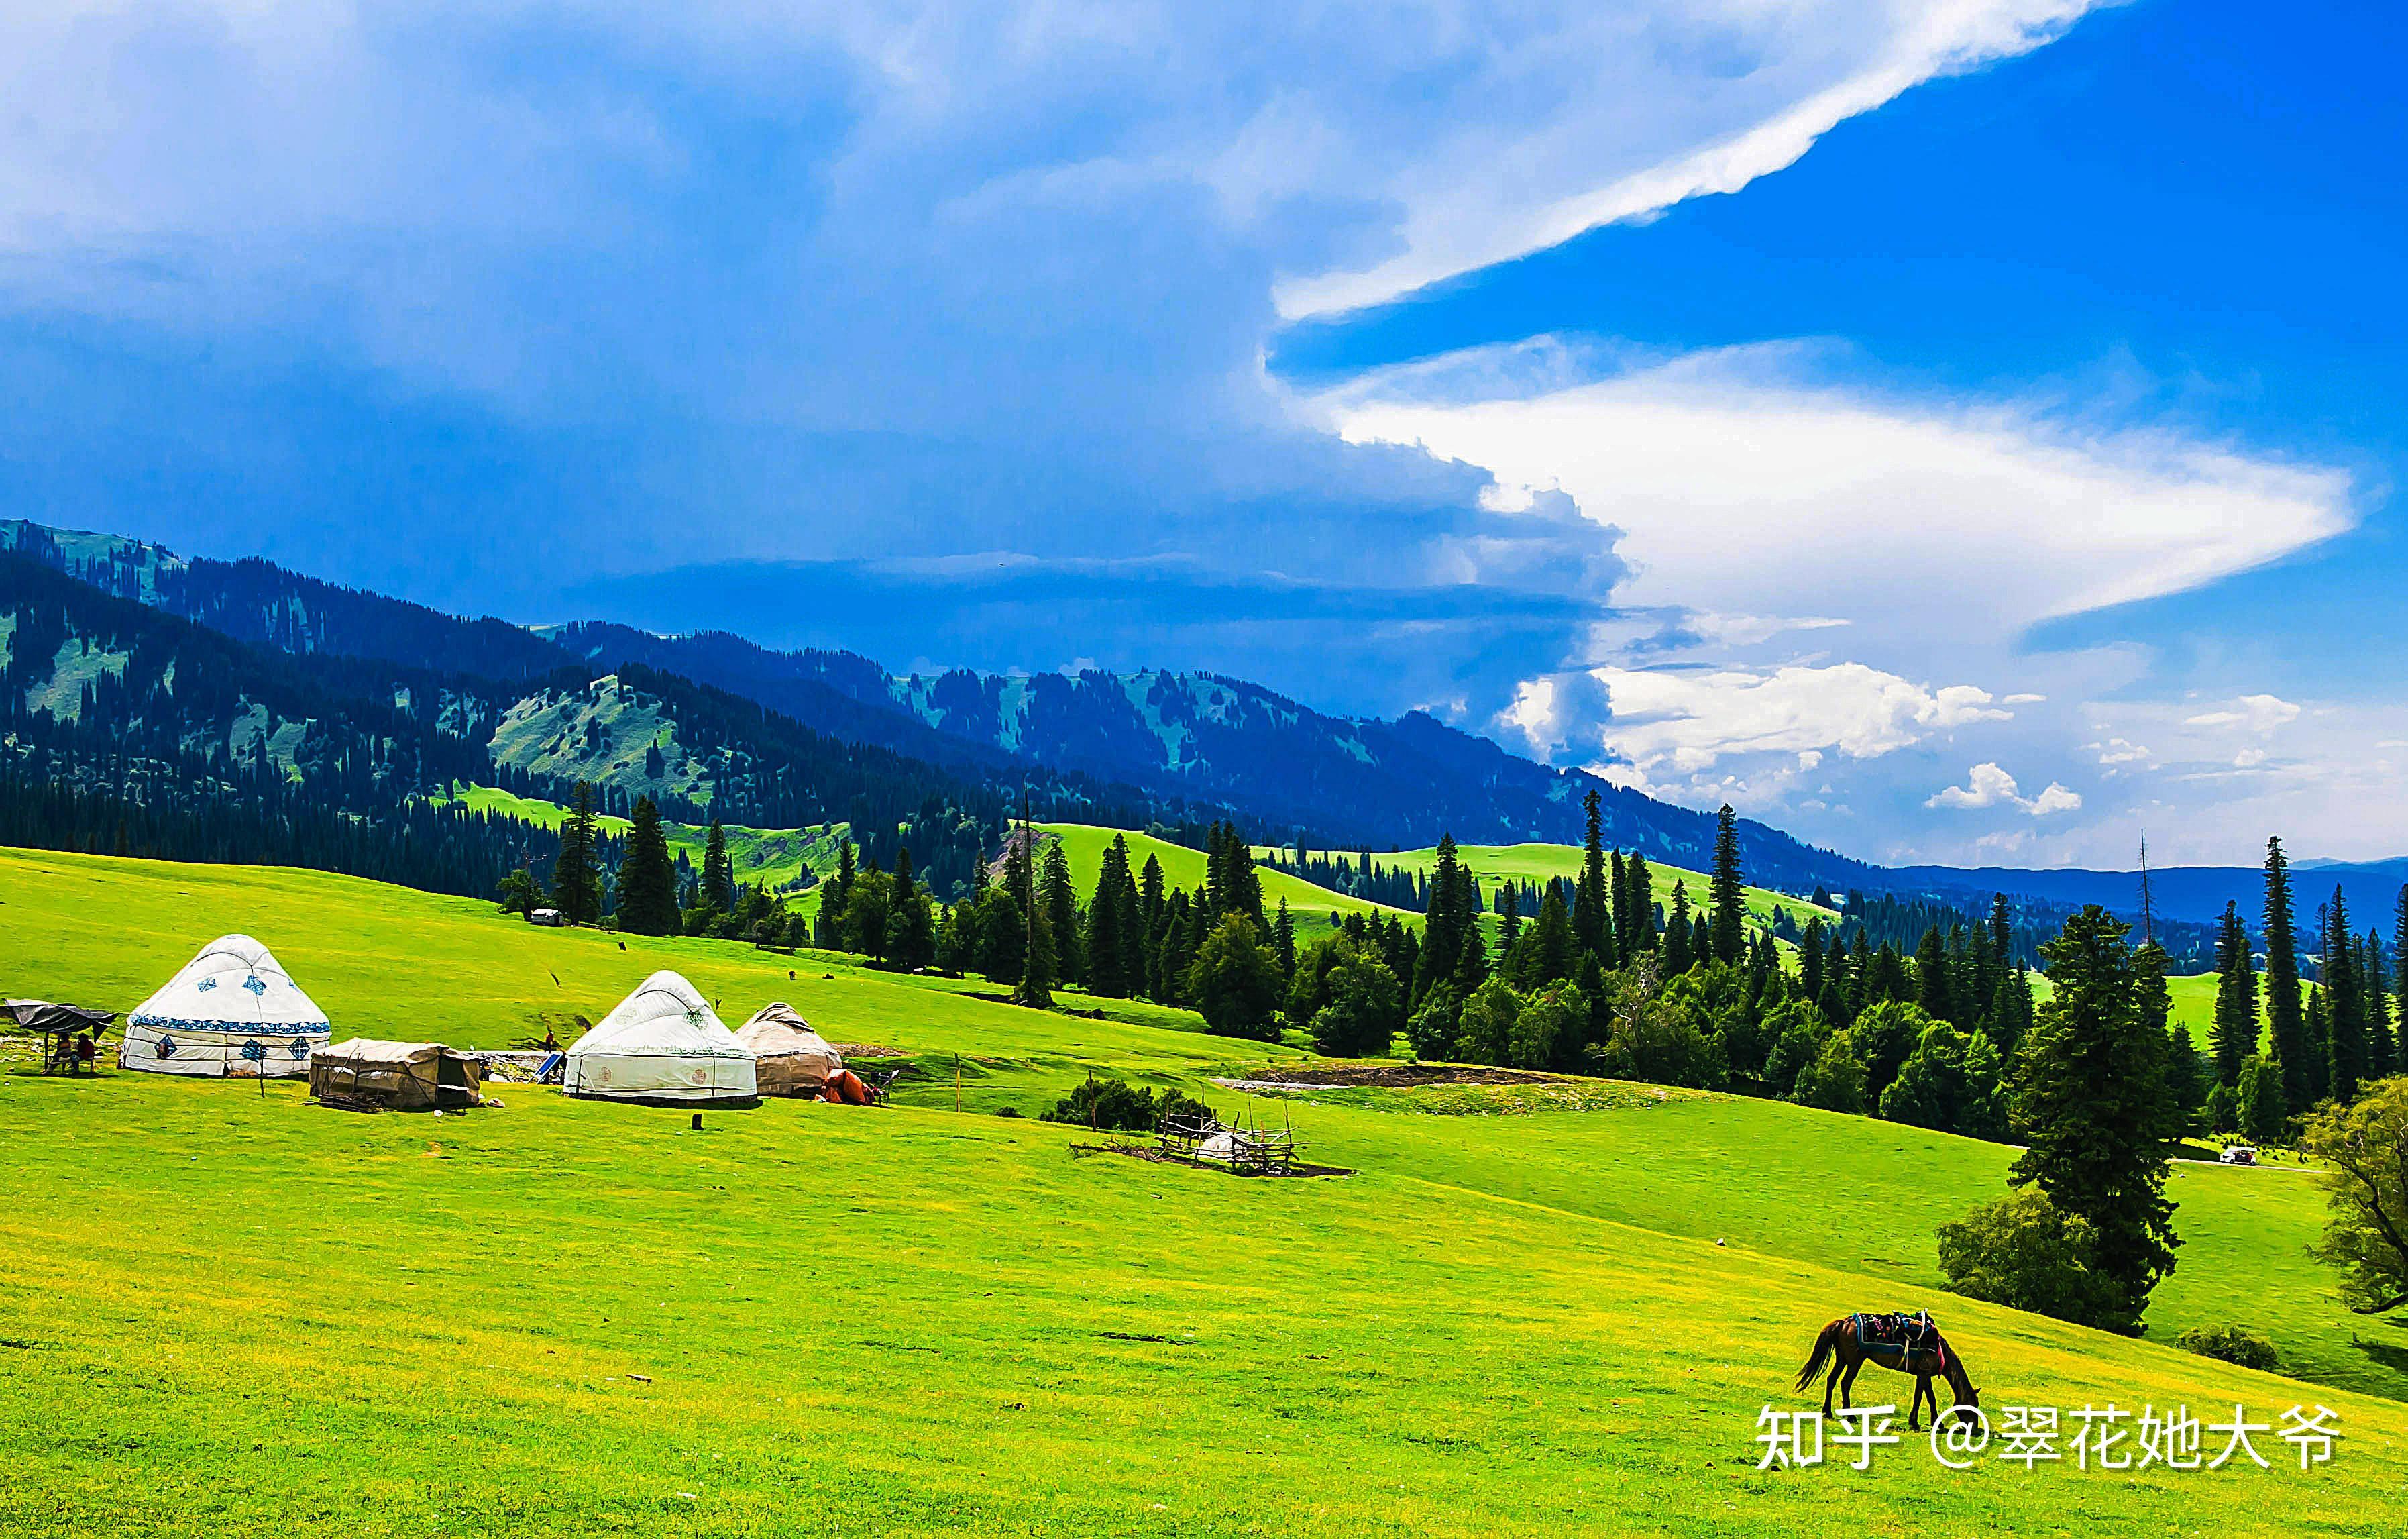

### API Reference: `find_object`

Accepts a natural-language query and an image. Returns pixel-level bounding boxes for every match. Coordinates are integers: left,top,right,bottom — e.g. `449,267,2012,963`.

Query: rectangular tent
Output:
309,1039,483,1111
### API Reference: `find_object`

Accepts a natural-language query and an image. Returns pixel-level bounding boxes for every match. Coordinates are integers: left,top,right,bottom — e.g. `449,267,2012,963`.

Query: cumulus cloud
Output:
1926,762,2081,816
1509,660,2010,774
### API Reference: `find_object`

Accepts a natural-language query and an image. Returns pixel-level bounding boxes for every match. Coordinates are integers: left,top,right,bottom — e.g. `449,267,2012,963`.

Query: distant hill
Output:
1890,861,2408,937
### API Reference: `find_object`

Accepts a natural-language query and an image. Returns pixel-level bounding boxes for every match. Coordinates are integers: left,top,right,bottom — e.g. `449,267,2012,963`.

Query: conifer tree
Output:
1662,881,1692,975
1497,881,1522,953
1041,840,1080,986
1272,896,1297,981
885,847,938,971
1915,926,1954,1025
2305,985,2333,1104
2012,906,2179,1334
1573,788,1610,961
1708,804,1747,965
1139,853,1166,925
816,839,857,948
1623,852,1656,953
1083,837,1133,998
614,795,681,936
2262,837,2311,1112
2326,887,2367,1102
550,780,603,926
2366,931,2397,1081
1608,851,1631,966
2209,902,2258,1088
1529,879,1575,985
1015,898,1056,1010
1416,835,1469,1002
702,819,734,912
1798,917,1826,1008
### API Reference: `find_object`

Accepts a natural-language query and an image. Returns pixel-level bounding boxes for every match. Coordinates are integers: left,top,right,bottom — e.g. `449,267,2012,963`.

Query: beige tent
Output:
733,1002,844,1097
310,1039,484,1110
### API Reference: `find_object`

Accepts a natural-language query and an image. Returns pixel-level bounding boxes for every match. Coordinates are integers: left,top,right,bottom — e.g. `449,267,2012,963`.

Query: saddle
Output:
1855,1310,1940,1363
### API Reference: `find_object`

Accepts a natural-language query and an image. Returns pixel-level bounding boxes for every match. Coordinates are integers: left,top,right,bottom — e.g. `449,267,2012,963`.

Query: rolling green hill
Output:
1040,822,1418,933
444,784,849,898
1370,839,1839,931
3,845,2405,1537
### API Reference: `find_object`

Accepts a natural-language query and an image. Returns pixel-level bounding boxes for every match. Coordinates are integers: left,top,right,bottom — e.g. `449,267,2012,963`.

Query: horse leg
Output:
1822,1343,1840,1418
1838,1359,1861,1413
1908,1373,1929,1432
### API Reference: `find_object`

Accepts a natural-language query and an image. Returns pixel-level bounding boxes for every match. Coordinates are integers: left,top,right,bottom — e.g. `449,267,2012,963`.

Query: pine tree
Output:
2012,906,2179,1334
1608,851,1631,967
1623,852,1656,953
884,847,938,971
2304,985,2333,1104
2326,886,2367,1102
1662,881,1692,975
1416,835,1468,1003
614,796,681,936
2366,931,2397,1081
1799,917,1826,1009
816,839,857,948
1529,879,1575,985
1015,898,1056,1010
1041,840,1080,987
1084,837,1133,998
1915,926,1954,1025
2262,837,2311,1112
550,780,602,926
2209,901,2258,1087
702,819,734,912
1497,882,1523,953
2133,938,2181,1137
1573,788,1610,962
1708,804,1746,965
1272,896,1297,980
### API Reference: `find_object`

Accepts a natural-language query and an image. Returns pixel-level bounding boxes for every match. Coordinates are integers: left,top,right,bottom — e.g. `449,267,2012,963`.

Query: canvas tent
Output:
121,935,330,1077
732,1002,844,1096
565,971,757,1105
311,1039,484,1111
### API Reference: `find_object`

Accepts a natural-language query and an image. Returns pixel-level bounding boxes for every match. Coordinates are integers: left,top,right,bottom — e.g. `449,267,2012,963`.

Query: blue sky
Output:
0,0,2399,865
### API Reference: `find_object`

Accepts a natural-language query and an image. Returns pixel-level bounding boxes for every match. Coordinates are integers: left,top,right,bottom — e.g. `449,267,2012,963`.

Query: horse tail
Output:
1796,1318,1842,1393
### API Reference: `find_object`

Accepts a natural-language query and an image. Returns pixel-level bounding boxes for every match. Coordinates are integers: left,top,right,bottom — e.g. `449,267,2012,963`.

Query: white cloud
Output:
1325,341,2356,664
2184,694,2303,734
2087,737,2154,766
1275,0,2106,315
1518,660,2010,774
1926,761,2081,816
2004,692,2046,704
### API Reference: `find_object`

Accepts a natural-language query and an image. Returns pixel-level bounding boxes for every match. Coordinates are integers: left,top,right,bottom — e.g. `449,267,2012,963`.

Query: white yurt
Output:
565,971,757,1106
121,935,331,1077
732,1002,844,1097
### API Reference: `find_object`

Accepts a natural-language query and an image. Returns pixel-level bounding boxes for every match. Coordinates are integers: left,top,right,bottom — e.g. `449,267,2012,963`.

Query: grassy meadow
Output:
445,784,846,897
4,846,2403,1536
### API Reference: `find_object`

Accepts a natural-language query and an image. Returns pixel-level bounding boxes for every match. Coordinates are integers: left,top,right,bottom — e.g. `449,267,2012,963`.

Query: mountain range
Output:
9,514,2376,947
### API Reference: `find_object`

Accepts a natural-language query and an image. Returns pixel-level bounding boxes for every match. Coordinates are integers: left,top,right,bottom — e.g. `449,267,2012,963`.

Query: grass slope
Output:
1040,822,1417,933
5,848,2406,1534
447,784,846,896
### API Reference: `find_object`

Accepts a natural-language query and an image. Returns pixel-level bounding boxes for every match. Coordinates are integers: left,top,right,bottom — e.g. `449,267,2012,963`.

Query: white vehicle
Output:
2219,1145,2258,1165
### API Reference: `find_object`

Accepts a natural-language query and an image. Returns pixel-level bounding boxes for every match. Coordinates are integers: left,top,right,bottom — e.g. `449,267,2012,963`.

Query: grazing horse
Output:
1796,1313,1981,1431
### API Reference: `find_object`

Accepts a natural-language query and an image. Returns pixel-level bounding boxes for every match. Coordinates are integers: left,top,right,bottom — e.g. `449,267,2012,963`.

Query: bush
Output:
1788,1032,1867,1114
1311,955,1403,1057
1511,982,1587,1071
1936,1187,2128,1331
1040,1077,1214,1133
993,1106,1022,1118
2175,1324,2278,1371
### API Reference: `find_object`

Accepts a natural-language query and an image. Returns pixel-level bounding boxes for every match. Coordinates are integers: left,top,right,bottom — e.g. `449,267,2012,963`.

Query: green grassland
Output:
6,847,2405,1535
1369,840,1838,930
1041,822,1420,933
445,784,846,896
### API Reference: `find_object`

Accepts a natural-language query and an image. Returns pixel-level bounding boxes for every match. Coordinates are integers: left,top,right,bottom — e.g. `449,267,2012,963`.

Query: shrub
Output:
1454,977,1523,1067
1040,1077,1215,1133
1312,955,1403,1057
1788,1032,1867,1114
1404,984,1461,1062
1511,982,1587,1071
2175,1324,2278,1371
1936,1187,2127,1330
993,1106,1022,1118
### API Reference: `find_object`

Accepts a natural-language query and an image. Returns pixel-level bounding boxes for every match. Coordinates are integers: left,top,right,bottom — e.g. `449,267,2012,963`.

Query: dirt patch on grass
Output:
1211,1063,1562,1090
830,1043,909,1058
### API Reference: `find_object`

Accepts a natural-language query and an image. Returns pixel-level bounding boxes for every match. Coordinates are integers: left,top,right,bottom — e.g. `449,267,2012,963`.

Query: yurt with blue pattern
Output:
120,935,331,1078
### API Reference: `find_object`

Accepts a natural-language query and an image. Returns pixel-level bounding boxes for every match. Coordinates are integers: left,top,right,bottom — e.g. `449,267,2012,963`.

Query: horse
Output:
1796,1313,1981,1432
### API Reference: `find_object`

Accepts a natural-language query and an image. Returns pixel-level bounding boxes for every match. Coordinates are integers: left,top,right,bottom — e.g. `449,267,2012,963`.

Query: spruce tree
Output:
816,839,857,948
549,780,603,926
702,819,734,912
1416,835,1468,1002
1084,837,1132,998
1573,788,1610,961
1608,851,1631,967
1623,852,1656,953
1015,898,1056,1010
884,847,938,971
1530,879,1575,985
1708,804,1746,965
2262,837,2310,1112
614,796,681,936
1041,840,1080,987
1272,896,1297,981
1915,926,1953,1025
2012,906,2179,1334
2209,901,2258,1087
1662,881,1692,975
2366,931,2397,1081
2326,887,2367,1102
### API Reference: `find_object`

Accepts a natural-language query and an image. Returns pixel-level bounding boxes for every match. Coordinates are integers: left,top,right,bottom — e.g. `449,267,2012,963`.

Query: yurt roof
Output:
733,1002,840,1059
129,935,329,1034
571,971,748,1058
